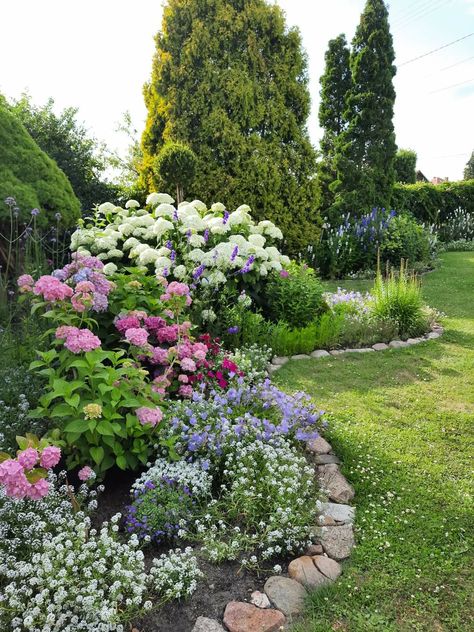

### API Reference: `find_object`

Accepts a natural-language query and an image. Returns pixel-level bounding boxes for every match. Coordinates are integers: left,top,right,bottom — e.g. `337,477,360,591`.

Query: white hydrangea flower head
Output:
154,203,176,218
152,218,174,237
248,233,266,248
98,202,116,214
173,265,187,279
125,199,140,209
147,192,175,207
178,201,191,208
190,199,207,212
211,202,226,213
103,262,118,275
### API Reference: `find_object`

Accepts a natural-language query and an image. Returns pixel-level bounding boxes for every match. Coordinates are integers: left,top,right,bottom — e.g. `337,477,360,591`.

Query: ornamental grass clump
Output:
371,260,427,338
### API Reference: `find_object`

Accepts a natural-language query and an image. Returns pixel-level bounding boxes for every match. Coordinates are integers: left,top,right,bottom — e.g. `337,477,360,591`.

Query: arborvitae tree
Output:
333,0,397,213
0,97,81,227
394,149,417,184
317,34,351,215
153,141,198,203
141,0,319,253
464,151,474,180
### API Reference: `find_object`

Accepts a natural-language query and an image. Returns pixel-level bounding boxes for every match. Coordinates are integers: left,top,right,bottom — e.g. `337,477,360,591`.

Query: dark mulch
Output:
95,467,270,632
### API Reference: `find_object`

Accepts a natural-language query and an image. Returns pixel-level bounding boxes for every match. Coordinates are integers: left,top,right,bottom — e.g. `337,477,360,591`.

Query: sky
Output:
1,0,474,181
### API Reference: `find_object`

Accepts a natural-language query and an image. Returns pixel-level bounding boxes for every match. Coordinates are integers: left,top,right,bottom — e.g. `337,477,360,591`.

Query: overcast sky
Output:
1,0,474,180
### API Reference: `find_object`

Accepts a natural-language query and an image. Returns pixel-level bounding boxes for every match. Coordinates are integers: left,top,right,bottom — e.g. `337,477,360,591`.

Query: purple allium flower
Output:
227,326,239,334
31,208,40,216
4,196,16,207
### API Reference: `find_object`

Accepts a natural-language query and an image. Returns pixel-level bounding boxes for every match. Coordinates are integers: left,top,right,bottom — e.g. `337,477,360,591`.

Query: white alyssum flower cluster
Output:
132,458,212,498
186,439,316,564
148,547,204,601
227,344,272,385
70,193,290,287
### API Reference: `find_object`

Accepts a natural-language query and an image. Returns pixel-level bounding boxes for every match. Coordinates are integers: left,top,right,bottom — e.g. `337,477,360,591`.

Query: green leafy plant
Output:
264,263,325,328
371,260,427,338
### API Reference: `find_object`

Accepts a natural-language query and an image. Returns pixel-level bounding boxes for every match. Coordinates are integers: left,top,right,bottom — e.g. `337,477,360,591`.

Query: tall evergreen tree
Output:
394,149,417,183
464,150,474,180
317,34,351,214
333,0,397,213
141,0,319,253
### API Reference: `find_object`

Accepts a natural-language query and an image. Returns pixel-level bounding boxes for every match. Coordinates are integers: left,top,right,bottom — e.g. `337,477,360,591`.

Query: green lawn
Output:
274,252,474,632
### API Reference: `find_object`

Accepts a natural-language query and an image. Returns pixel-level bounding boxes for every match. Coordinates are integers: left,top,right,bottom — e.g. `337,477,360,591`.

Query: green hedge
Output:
392,180,474,224
0,100,81,227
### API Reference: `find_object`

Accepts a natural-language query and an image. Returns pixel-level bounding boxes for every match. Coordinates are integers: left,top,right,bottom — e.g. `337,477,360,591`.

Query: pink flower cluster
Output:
33,275,73,302
17,274,34,293
0,445,61,500
55,326,101,353
160,281,192,307
78,465,95,481
136,406,163,427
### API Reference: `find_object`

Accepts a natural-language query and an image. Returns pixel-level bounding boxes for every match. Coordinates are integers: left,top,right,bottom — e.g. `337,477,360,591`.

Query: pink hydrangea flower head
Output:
115,315,141,334
178,374,189,384
4,470,31,499
125,327,149,347
150,347,169,365
78,465,95,481
63,328,101,353
75,281,95,293
17,448,39,470
136,406,163,427
167,282,190,297
17,274,34,292
55,325,76,339
26,477,49,500
0,458,23,483
71,292,93,312
33,276,73,301
179,384,193,398
156,324,179,344
40,446,61,469
181,357,197,372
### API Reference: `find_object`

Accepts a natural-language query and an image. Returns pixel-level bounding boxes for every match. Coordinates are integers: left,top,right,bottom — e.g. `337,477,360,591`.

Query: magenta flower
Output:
78,465,95,481
40,446,61,469
62,328,101,353
280,269,289,278
125,327,149,347
26,478,49,500
17,448,39,470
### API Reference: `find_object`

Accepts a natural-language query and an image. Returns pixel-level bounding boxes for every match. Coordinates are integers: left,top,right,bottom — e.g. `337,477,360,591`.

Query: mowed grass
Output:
274,252,474,632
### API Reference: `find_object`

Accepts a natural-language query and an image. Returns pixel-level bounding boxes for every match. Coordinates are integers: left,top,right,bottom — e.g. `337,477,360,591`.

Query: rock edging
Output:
267,324,444,372
191,436,355,632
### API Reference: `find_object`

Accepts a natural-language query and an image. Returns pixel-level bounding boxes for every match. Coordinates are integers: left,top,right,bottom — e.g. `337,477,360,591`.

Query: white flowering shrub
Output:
148,547,204,601
183,439,316,565
70,193,290,291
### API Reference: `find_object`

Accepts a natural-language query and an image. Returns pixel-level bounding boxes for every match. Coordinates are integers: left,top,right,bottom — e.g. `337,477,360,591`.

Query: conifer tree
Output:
317,34,351,214
333,0,397,213
464,150,474,180
141,0,319,252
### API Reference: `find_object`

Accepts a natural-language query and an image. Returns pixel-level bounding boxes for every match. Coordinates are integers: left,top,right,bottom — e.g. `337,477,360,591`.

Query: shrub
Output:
0,100,81,228
380,213,434,265
440,239,474,252
438,208,474,242
263,263,325,327
392,180,474,224
371,262,428,338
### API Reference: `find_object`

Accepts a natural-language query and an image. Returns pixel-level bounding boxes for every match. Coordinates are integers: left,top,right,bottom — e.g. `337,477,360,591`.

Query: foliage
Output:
332,0,397,213
464,150,474,180
440,239,474,251
187,439,316,565
10,94,116,212
317,34,351,213
264,263,325,328
437,207,474,242
380,213,435,265
394,149,417,184
392,179,474,223
278,252,473,632
0,98,81,227
140,0,319,253
153,142,198,204
371,262,428,338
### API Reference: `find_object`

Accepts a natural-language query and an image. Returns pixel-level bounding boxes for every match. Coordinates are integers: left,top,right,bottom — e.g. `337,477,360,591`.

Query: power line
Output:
390,0,438,26
428,77,474,94
398,32,474,67
439,54,474,72
392,0,452,30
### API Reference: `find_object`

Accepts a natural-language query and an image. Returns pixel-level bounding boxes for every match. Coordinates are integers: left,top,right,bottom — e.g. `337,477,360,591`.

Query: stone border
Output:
191,436,355,632
267,324,444,373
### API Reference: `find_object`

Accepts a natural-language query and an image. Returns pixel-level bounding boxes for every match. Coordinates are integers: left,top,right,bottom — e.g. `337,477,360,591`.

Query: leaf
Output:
64,419,86,434
96,419,115,436
116,455,127,470
90,446,104,465
16,435,29,450
25,468,48,484
29,360,45,370
65,394,81,409
0,451,11,463
50,403,74,418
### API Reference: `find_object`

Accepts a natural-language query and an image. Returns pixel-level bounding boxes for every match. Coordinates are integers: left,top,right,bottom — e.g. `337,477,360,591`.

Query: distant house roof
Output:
416,170,428,182
431,176,449,185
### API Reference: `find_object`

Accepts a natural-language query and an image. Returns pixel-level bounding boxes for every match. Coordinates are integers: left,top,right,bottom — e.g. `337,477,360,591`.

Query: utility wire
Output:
439,54,474,72
390,0,437,25
428,77,474,93
398,32,474,67
392,0,452,30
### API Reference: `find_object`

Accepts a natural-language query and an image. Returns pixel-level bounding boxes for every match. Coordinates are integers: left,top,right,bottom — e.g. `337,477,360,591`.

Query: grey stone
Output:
318,515,337,526
317,464,355,503
309,526,324,541
250,590,271,609
267,364,280,374
406,338,422,345
317,501,355,524
306,436,332,454
288,556,329,589
306,543,324,555
329,349,345,356
192,616,225,632
311,349,330,358
272,356,289,366
344,348,374,353
372,343,389,351
427,331,441,340
314,453,341,465
264,576,307,617
319,524,355,561
291,354,310,360
312,555,342,581
389,340,409,349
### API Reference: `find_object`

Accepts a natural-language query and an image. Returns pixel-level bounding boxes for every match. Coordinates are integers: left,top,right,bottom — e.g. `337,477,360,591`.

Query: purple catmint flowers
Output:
240,255,255,274
231,245,239,262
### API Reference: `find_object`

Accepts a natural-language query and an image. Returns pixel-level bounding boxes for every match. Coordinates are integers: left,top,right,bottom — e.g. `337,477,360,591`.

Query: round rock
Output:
306,436,332,455
317,464,355,503
223,602,285,632
264,575,307,617
319,524,355,561
250,590,271,609
312,555,342,581
288,556,329,589
192,616,226,632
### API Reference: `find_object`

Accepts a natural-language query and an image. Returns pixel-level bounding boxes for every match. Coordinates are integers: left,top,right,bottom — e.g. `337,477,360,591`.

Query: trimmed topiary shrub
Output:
392,180,474,224
0,99,81,227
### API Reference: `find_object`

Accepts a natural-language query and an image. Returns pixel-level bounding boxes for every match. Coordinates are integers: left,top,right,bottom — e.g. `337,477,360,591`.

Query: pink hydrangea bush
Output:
0,435,61,500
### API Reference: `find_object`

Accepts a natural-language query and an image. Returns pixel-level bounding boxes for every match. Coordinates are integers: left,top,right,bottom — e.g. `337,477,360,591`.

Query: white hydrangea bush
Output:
70,193,290,288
